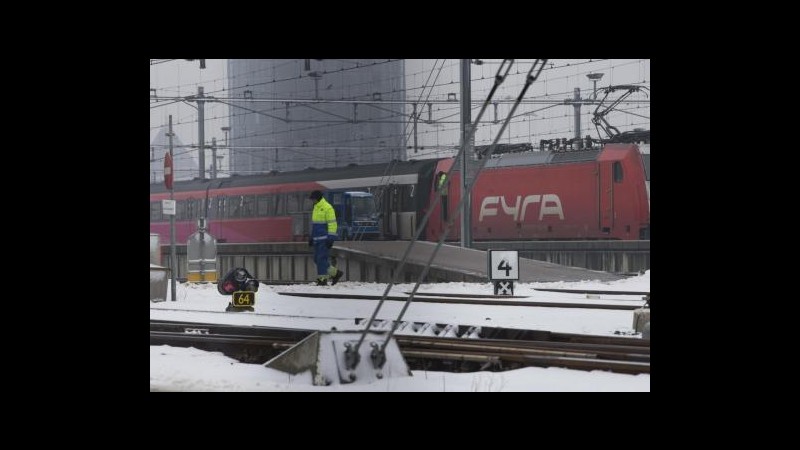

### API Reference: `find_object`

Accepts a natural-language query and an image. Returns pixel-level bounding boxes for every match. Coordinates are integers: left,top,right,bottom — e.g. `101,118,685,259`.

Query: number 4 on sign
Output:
497,259,512,276
488,250,518,281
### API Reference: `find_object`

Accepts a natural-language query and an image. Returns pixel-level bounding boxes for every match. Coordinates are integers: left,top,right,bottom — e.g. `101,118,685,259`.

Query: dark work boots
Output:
330,269,344,286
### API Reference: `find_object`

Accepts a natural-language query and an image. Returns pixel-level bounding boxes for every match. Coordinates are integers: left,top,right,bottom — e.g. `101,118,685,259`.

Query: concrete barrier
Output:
633,308,650,334
150,264,169,302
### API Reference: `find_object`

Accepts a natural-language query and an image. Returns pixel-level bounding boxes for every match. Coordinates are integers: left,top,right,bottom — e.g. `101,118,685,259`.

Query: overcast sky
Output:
149,59,650,175
150,59,230,142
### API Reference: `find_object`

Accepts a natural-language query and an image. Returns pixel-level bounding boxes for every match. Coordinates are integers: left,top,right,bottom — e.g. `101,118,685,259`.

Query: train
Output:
149,135,650,244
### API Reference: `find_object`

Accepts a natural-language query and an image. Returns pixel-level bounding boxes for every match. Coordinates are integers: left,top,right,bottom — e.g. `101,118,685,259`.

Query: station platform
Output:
334,241,622,283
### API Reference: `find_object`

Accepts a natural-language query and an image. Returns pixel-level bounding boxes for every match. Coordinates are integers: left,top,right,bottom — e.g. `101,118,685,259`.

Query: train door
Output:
427,161,454,242
380,185,399,239
598,160,622,234
437,171,449,223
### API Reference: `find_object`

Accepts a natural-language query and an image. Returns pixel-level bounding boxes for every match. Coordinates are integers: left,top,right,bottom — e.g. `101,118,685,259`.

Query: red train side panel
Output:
425,144,649,241
150,182,322,243
150,217,293,244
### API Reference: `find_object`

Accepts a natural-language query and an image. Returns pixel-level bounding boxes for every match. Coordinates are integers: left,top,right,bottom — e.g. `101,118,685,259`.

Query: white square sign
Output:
488,250,519,280
162,199,176,216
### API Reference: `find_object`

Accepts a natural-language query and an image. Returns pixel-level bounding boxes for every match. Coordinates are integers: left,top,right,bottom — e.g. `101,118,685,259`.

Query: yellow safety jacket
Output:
311,197,338,242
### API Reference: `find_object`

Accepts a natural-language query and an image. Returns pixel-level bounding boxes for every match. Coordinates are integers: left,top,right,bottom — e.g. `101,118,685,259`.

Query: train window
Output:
331,192,343,205
228,195,242,218
388,187,398,210
202,198,212,219
256,195,272,217
185,198,196,220
298,193,308,212
241,195,255,217
216,196,226,219
176,200,187,220
613,161,624,183
150,202,162,222
400,185,416,211
275,194,286,215
286,193,301,213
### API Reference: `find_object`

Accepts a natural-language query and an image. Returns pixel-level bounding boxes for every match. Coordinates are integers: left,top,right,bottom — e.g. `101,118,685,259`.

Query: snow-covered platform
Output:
336,241,622,283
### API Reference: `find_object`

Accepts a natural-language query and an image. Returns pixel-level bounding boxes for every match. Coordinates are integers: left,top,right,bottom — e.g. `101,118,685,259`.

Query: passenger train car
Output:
149,138,650,243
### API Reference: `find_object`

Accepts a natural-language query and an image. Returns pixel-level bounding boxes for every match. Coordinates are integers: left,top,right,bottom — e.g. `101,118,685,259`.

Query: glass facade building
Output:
227,59,406,174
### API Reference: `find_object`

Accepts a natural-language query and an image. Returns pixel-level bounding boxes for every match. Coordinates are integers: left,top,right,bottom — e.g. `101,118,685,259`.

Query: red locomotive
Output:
425,141,650,241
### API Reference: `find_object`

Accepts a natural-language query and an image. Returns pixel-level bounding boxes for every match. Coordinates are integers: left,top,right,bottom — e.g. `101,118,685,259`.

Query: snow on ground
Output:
150,271,650,392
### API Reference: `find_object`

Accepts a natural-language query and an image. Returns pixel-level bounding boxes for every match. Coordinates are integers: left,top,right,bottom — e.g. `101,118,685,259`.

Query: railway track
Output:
277,291,643,310
531,287,649,296
151,320,649,375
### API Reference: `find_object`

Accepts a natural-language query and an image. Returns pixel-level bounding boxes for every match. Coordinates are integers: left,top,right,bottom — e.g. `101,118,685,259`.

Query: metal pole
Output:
211,137,217,179
222,127,229,175
197,86,205,179
168,116,178,302
343,59,520,373
412,103,418,153
460,59,472,248
573,87,581,143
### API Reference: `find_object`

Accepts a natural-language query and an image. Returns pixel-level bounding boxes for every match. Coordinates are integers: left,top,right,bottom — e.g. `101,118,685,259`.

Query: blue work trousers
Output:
313,241,330,277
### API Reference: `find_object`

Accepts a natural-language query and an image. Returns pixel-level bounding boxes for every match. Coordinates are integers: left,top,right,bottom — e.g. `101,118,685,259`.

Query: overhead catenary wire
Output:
150,59,648,174
152,61,643,117
149,110,649,169
150,97,647,154
155,59,621,103
371,59,548,369
150,94,648,149
150,59,646,137
150,59,644,118
343,59,522,374
372,59,448,223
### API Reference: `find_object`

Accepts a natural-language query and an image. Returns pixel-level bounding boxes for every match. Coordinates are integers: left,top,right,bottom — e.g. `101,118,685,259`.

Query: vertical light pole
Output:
412,103,418,153
460,59,472,248
166,116,177,302
573,87,582,142
211,137,217,179
221,126,230,175
197,86,205,179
